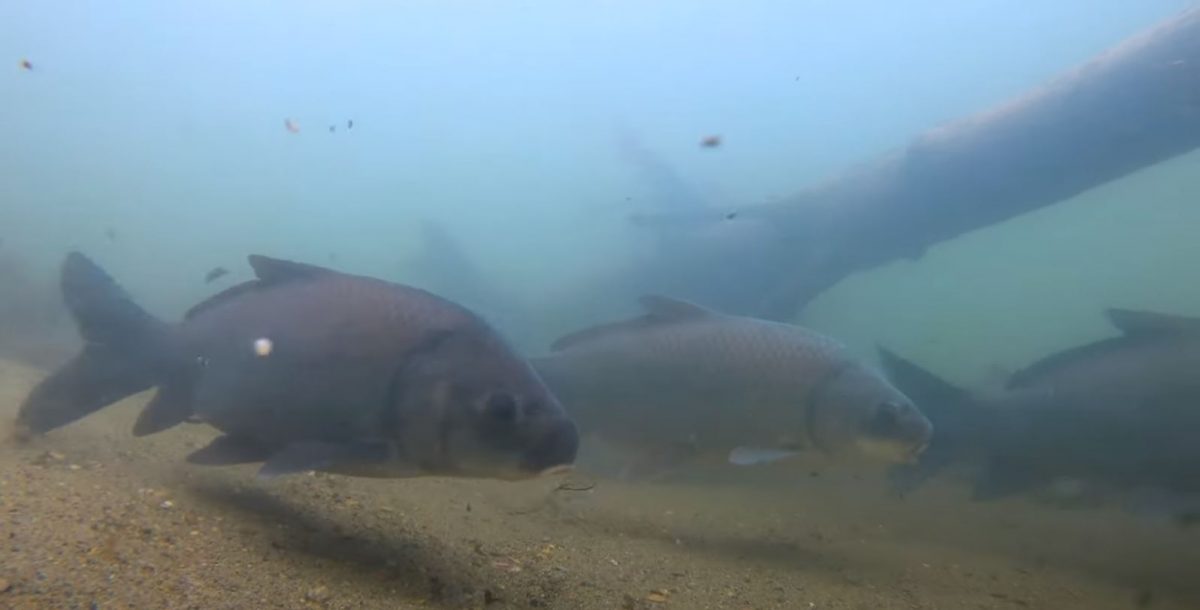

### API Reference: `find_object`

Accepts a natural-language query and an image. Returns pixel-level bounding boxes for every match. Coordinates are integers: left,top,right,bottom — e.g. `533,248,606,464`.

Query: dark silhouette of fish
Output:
17,253,578,481
699,135,722,148
880,308,1200,502
347,119,353,129
533,296,932,478
204,267,229,283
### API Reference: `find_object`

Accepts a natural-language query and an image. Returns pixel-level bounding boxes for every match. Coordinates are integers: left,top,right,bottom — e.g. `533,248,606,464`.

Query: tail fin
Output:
16,253,166,435
876,346,978,496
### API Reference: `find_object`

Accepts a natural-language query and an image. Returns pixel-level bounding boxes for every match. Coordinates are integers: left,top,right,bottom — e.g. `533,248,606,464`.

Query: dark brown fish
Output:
204,266,229,283
532,296,931,477
20,58,32,71
699,135,721,148
17,252,577,481
881,308,1200,501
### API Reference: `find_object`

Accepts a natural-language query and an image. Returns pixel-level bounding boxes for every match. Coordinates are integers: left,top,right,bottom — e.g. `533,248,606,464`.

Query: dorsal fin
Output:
1007,309,1200,388
638,294,715,321
1106,308,1200,336
550,295,715,352
247,254,333,284
185,256,333,321
1006,336,1144,389
184,281,262,320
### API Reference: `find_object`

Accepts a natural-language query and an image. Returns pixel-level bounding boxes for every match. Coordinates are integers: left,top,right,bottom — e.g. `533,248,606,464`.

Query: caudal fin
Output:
876,346,979,496
16,253,166,435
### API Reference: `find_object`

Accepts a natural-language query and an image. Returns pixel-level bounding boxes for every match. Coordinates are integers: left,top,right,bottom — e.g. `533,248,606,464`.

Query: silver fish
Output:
532,295,932,477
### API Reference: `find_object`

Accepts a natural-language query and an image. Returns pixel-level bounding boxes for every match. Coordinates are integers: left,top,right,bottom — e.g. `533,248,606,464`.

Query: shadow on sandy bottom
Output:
182,478,499,608
548,476,1200,606
544,486,862,576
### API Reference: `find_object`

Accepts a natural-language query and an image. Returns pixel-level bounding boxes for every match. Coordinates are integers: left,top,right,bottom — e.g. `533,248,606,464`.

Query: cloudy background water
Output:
2,0,1198,382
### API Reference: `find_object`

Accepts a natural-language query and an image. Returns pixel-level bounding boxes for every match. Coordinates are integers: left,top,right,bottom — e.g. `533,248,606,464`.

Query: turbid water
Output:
3,357,1197,610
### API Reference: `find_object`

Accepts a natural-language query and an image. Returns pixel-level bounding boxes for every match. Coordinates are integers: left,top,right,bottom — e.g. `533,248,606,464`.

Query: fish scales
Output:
535,296,931,471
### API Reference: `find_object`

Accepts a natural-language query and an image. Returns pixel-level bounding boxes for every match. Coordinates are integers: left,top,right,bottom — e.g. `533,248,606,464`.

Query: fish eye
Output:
484,392,519,423
870,401,903,432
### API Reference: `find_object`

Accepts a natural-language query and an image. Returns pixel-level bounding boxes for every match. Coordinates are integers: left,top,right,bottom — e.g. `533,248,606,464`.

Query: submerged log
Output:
743,7,1200,320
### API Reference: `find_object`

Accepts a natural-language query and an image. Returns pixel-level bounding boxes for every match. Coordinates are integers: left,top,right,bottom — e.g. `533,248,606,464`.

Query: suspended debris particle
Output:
699,135,722,148
254,338,273,357
204,267,229,283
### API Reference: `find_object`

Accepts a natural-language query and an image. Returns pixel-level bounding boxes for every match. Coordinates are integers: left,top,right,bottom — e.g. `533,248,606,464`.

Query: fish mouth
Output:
898,440,930,464
519,419,580,474
538,464,574,477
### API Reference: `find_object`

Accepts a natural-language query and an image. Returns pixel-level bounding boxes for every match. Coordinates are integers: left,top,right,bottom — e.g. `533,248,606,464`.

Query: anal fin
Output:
133,381,194,437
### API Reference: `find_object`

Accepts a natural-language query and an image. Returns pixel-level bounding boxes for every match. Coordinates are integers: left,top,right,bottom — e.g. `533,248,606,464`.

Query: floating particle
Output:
285,118,300,134
204,267,229,283
254,338,273,357
699,135,722,148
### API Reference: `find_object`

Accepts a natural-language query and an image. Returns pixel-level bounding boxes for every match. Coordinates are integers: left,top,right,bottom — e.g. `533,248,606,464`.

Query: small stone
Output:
305,586,330,602
0,578,10,593
646,590,669,603
68,464,82,471
160,500,174,509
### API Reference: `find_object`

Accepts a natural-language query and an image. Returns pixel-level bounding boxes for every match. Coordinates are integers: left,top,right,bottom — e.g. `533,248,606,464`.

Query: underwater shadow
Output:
184,478,487,608
547,490,873,579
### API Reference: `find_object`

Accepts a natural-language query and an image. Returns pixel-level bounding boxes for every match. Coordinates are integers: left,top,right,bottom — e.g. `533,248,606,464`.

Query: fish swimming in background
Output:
880,307,1200,502
284,119,300,134
699,135,722,148
531,295,932,478
16,252,578,481
329,125,336,133
347,119,354,129
104,227,117,242
19,58,32,71
204,266,229,283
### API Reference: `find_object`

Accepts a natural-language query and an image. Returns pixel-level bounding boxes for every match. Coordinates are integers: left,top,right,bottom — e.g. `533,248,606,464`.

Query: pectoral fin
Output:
728,446,800,466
